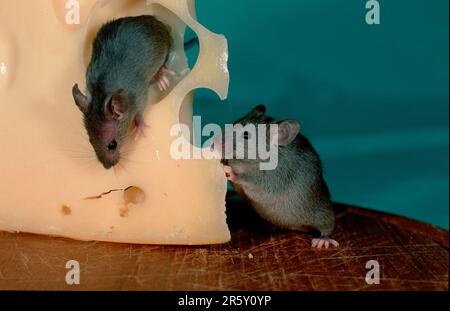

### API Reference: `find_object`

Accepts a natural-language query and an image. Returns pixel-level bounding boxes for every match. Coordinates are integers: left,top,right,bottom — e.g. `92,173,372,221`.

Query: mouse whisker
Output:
115,160,136,177
120,144,151,155
112,165,118,178
62,149,95,155
120,158,140,166
68,156,96,160
61,149,96,157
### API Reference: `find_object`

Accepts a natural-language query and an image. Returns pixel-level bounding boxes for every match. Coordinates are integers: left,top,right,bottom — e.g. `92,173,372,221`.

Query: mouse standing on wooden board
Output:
72,15,174,169
218,105,339,249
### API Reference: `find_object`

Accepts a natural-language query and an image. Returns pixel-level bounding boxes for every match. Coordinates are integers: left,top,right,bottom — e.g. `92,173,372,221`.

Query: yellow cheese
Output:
0,0,230,245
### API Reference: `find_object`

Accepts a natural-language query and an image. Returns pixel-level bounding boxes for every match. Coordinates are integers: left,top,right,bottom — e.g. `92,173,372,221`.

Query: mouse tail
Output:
184,37,199,50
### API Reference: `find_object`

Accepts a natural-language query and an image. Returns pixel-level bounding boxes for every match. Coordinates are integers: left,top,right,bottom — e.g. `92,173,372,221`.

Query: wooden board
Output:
0,192,448,290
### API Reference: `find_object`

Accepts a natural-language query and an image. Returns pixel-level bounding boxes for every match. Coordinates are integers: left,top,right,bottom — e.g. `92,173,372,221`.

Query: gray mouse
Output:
72,15,173,169
219,105,338,248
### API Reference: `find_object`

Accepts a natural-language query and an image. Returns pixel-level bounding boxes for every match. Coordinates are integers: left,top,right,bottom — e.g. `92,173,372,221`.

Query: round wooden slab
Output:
0,193,447,290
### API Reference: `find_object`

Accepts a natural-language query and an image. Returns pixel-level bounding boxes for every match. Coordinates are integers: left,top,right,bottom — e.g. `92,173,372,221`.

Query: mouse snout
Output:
94,142,120,169
99,154,120,169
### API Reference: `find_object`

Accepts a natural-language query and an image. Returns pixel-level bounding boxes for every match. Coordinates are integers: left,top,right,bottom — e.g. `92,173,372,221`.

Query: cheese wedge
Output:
0,0,230,245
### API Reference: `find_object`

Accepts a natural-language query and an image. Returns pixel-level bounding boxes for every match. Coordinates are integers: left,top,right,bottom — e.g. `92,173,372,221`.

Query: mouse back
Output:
86,15,172,104
72,15,172,169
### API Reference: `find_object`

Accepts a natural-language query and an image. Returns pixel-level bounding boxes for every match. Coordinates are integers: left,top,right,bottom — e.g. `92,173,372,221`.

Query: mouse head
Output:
220,105,300,171
72,84,130,169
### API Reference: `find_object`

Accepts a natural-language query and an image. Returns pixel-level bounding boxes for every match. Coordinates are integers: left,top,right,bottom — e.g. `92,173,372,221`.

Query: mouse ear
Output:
250,105,266,116
104,89,128,121
271,120,300,146
72,84,90,114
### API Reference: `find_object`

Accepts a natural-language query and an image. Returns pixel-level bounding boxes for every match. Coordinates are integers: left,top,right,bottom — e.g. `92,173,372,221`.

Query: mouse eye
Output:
243,131,251,140
108,140,118,151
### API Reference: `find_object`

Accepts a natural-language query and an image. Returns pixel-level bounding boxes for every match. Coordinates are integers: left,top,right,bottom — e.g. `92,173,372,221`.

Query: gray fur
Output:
72,15,172,169
224,105,335,237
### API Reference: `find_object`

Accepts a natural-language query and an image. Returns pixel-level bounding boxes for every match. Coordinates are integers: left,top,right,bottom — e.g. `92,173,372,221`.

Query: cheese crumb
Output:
61,205,71,215
119,206,129,218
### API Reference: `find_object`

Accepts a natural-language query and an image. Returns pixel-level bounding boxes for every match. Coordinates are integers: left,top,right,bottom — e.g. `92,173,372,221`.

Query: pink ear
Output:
270,131,280,146
105,90,128,120
270,127,289,145
271,120,301,146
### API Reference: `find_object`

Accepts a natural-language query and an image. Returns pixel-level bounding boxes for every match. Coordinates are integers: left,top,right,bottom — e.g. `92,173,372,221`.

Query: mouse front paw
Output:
223,165,238,183
156,65,176,91
311,237,339,249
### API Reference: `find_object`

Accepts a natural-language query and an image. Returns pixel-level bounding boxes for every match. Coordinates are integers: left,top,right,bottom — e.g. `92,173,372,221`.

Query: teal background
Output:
188,0,449,229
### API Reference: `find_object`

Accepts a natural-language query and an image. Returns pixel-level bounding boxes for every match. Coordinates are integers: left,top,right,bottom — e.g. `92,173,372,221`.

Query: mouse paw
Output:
156,66,176,91
311,237,339,249
223,165,238,183
133,114,150,140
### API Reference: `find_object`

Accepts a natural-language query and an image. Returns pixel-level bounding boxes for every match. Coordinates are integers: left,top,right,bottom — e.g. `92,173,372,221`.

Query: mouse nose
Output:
102,162,113,170
100,155,120,170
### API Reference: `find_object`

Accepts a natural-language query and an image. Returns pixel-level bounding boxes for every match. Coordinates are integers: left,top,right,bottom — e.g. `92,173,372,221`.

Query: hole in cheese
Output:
81,0,195,106
124,186,146,204
184,26,199,71
0,0,231,245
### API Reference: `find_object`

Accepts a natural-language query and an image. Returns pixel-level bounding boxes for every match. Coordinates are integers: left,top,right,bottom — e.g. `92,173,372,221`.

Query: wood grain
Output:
0,193,448,290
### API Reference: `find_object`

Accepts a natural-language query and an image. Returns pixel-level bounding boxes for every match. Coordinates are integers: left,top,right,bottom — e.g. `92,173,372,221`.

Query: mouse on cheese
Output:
0,0,230,245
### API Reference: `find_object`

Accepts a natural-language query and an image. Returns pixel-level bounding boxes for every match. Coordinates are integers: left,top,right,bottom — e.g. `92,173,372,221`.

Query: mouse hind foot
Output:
311,236,339,249
156,65,176,91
